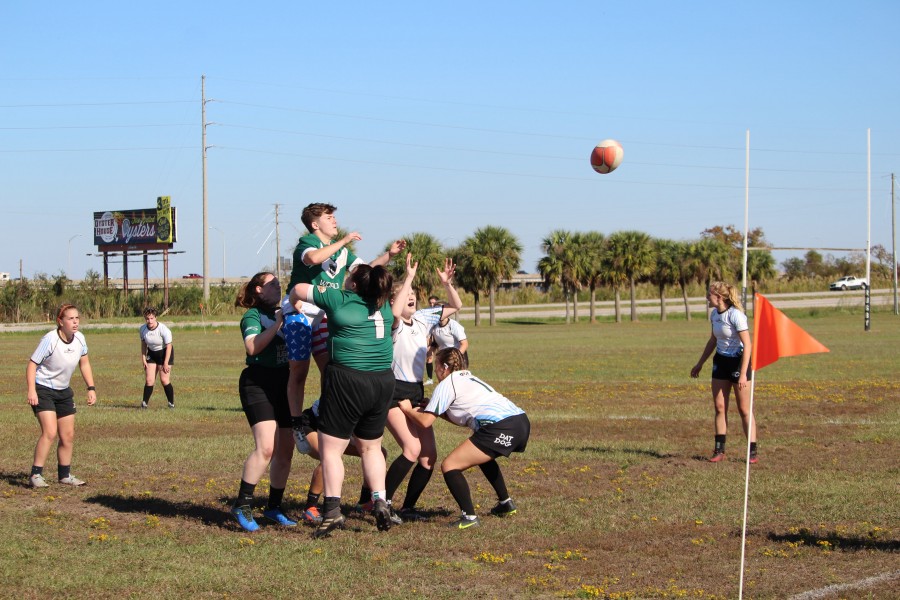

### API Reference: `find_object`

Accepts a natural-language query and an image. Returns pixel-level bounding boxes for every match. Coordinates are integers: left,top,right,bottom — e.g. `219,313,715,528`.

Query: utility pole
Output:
201,74,211,302
892,173,898,315
274,203,282,284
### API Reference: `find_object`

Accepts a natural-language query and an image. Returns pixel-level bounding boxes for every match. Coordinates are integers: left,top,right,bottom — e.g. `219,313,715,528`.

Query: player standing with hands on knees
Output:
398,347,529,529
139,307,175,409
281,202,405,453
690,281,757,463
26,304,97,488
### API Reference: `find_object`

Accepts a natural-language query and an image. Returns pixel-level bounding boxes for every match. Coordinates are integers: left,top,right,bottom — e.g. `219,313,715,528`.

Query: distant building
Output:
498,272,544,290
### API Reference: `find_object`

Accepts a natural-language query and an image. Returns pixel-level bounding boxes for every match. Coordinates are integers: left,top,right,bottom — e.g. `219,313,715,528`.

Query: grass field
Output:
1,308,898,599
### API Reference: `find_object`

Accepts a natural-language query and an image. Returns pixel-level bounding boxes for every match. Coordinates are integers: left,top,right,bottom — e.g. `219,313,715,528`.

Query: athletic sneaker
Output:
140,401,148,409
30,474,49,488
262,508,298,527
58,475,85,486
398,507,427,522
749,453,759,464
449,514,480,530
709,451,726,463
167,401,175,409
353,500,374,514
313,512,346,539
293,428,311,455
489,499,517,517
230,504,260,532
372,499,392,531
424,379,433,386
302,506,324,525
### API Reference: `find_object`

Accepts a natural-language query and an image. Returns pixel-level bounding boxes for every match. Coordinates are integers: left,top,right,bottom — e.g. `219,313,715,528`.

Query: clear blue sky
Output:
2,2,898,281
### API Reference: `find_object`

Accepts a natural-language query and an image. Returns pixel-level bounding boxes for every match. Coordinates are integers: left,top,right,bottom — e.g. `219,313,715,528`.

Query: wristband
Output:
87,386,96,391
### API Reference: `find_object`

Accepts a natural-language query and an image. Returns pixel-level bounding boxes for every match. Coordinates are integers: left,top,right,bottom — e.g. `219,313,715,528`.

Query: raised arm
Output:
303,232,363,266
392,253,418,323
369,239,407,268
437,258,462,319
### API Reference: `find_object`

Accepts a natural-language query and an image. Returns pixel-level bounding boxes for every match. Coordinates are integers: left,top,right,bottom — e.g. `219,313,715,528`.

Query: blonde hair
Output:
709,281,743,312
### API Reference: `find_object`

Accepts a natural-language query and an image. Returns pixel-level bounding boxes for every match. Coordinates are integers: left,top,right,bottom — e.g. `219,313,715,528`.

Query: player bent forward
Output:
398,347,529,529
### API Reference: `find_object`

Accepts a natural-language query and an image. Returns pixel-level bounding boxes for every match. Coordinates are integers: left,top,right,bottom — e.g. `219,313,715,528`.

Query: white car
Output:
829,275,868,291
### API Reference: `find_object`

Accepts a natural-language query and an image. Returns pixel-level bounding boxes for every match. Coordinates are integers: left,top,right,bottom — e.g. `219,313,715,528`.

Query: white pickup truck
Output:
829,275,868,291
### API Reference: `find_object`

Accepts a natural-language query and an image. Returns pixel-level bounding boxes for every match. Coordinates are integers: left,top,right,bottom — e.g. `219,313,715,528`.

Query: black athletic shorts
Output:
146,347,174,366
390,379,425,409
238,365,291,428
711,352,752,384
318,362,394,441
32,385,76,418
469,413,530,458
300,405,319,436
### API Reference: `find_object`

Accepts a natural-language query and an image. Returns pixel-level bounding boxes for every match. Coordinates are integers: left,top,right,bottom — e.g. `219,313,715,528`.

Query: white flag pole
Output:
737,374,756,600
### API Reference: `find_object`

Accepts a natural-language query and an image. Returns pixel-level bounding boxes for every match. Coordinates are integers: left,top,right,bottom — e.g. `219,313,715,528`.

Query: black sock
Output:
268,486,285,510
443,469,475,515
306,492,321,510
385,455,415,501
402,465,434,510
58,465,71,480
426,362,433,378
143,385,154,403
323,496,341,518
478,460,509,501
714,434,726,453
750,441,758,455
236,480,256,506
163,383,174,404
357,485,372,505
31,465,43,477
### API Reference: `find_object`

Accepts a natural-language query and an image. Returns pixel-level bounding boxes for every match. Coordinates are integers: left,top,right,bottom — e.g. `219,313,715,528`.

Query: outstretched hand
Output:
342,231,363,245
405,252,419,279
388,239,407,257
437,258,456,285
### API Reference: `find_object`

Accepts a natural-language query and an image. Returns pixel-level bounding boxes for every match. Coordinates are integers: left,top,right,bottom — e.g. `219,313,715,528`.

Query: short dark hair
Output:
301,203,337,233
143,307,158,317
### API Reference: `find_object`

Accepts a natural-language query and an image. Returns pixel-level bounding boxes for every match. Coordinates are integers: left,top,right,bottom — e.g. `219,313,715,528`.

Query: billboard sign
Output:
93,198,177,250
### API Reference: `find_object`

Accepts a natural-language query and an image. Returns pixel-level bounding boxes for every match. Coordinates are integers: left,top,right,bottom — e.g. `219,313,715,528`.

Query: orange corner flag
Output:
752,294,829,371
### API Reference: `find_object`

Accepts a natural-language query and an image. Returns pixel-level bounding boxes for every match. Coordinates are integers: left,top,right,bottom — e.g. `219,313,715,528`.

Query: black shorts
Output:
32,385,76,418
146,347,174,366
390,379,425,409
318,362,394,441
238,365,291,428
470,413,530,458
711,352,752,384
300,406,319,436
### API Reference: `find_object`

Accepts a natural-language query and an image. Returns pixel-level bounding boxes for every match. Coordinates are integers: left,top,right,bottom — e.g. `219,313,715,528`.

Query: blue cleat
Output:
230,504,260,532
263,507,298,527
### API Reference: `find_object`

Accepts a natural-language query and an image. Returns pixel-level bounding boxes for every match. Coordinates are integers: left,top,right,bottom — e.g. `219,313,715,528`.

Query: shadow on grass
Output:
567,445,674,459
1,470,33,489
193,406,242,412
85,494,233,529
767,530,900,553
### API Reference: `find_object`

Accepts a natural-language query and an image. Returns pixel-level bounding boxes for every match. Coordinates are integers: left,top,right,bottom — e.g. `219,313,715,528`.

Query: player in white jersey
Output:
690,281,757,463
383,257,462,523
26,304,97,488
399,347,530,530
139,307,175,409
431,315,469,367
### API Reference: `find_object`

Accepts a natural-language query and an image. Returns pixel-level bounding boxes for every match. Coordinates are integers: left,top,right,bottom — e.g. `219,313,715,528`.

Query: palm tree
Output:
690,238,732,291
538,230,580,324
605,230,655,321
650,238,680,322
673,241,697,321
577,231,605,323
599,240,628,323
746,249,776,314
384,232,445,302
463,226,522,326
449,244,482,326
